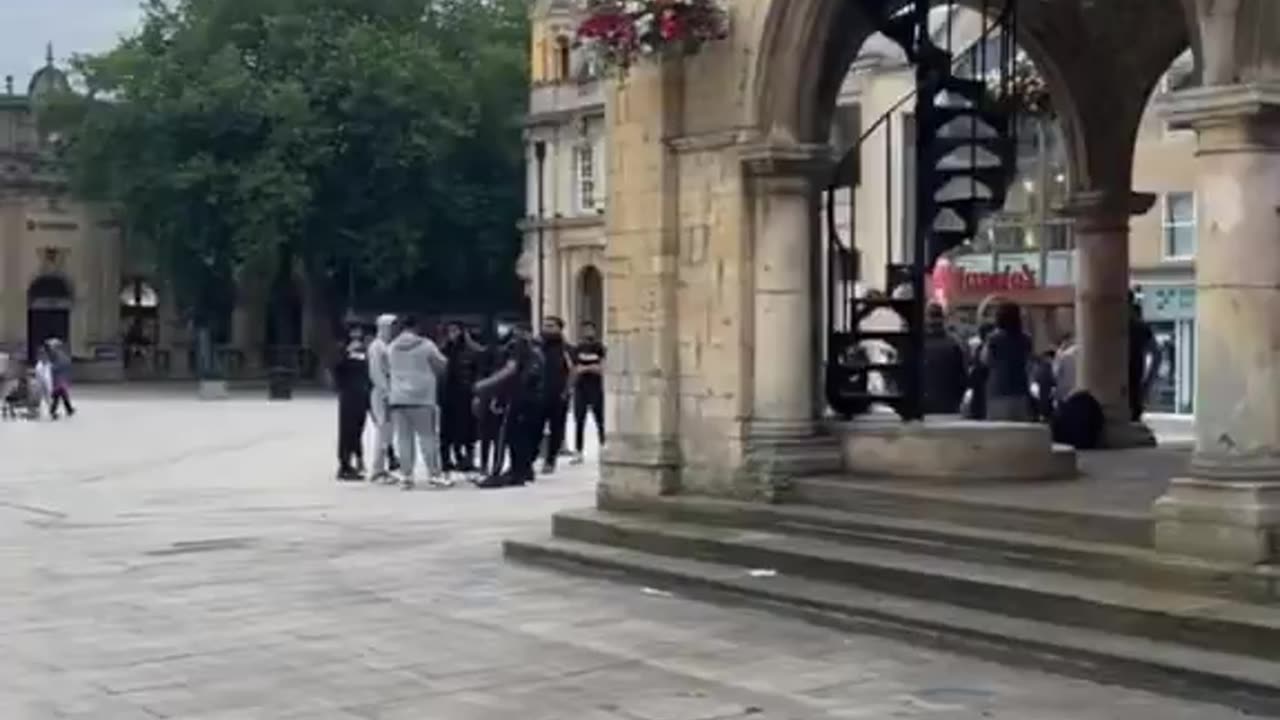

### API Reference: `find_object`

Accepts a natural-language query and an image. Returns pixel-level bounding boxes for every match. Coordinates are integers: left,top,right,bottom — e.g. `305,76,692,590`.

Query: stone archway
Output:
27,274,73,363
598,0,1194,504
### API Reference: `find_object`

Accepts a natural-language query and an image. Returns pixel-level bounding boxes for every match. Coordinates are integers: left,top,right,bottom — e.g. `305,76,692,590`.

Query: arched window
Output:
577,265,604,332
556,37,572,82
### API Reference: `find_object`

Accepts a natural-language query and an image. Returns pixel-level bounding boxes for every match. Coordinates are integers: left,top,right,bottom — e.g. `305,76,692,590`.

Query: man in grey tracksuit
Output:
367,314,399,482
387,315,450,489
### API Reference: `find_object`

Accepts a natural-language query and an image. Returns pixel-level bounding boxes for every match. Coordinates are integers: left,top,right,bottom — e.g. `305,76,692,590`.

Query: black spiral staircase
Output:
825,0,1021,421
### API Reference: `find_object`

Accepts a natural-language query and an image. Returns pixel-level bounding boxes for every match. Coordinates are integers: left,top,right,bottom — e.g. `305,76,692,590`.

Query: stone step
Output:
602,495,1280,603
504,535,1280,716
787,476,1152,547
548,509,1280,661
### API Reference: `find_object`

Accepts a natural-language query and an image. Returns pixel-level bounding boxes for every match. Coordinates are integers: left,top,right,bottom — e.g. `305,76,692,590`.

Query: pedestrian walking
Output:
333,324,371,481
45,339,75,419
570,320,606,463
367,314,400,482
387,315,451,490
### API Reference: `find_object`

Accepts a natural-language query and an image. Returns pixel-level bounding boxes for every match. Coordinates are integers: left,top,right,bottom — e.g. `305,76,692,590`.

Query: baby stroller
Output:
2,372,41,420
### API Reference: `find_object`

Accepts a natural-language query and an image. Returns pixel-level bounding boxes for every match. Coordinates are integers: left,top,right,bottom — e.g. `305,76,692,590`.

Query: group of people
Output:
1,338,76,421
921,295,1158,447
332,314,607,489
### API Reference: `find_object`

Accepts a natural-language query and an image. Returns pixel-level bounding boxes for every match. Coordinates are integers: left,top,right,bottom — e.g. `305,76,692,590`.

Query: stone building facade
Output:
0,51,126,380
584,0,1280,564
0,50,327,384
521,0,608,336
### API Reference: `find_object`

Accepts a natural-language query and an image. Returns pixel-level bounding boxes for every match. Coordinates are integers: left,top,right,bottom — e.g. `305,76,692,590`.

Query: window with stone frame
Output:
1162,191,1196,260
575,143,598,213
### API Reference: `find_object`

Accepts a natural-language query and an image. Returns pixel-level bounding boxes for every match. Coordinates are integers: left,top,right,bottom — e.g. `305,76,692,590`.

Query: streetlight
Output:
534,140,547,329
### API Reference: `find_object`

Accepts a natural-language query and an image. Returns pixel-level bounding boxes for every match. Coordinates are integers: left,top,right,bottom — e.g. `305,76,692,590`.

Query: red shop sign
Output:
952,264,1038,292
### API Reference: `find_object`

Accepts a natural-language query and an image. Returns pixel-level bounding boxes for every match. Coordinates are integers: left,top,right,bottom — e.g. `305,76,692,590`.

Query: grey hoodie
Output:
387,330,447,407
367,314,396,397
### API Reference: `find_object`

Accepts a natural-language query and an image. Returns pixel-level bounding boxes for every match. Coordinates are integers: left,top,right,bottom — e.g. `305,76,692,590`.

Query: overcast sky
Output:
1,0,142,89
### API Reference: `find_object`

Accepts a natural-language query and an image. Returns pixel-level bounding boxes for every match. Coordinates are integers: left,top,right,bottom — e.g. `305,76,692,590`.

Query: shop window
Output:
1162,192,1196,260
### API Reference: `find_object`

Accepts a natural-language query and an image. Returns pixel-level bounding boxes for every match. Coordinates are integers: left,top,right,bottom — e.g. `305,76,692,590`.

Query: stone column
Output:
1061,190,1157,448
596,57,684,505
739,143,842,494
1154,83,1280,564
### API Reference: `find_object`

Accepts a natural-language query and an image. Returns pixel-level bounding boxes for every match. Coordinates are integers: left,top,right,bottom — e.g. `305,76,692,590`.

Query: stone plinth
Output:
836,416,1077,481
1154,479,1280,564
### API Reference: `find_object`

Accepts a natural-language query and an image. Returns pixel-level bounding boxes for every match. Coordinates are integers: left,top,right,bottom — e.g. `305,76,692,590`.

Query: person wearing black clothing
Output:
1032,350,1058,422
474,328,508,477
536,316,574,474
980,302,1033,422
965,323,993,420
570,321,607,462
473,324,542,487
333,325,371,481
1128,298,1157,422
922,304,967,415
440,322,481,472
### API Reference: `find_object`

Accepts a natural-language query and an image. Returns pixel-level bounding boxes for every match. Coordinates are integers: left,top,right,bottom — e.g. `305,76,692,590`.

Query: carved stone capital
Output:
1059,190,1156,233
740,142,835,183
1158,82,1280,152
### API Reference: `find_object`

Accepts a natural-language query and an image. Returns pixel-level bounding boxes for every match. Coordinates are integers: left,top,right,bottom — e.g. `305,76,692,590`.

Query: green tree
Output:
45,0,528,366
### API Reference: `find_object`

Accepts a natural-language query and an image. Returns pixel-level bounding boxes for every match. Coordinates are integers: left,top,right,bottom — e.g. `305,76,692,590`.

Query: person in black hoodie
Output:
440,321,481,472
535,316,574,475
922,304,967,415
333,323,371,481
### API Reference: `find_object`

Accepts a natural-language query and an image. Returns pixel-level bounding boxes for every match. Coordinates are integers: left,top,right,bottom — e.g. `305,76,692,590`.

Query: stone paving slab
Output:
0,389,1255,719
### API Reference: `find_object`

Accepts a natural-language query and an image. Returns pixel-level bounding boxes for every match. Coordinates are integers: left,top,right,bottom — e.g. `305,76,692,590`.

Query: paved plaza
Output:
0,389,1255,719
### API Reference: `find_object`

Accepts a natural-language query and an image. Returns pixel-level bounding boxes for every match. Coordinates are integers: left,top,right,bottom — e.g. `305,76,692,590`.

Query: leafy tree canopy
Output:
44,0,529,326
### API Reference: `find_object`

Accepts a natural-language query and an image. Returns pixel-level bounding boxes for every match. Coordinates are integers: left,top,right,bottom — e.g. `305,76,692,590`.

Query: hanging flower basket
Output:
576,0,729,75
985,53,1053,118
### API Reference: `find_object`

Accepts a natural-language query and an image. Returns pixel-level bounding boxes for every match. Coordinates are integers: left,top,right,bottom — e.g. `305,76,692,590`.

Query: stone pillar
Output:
739,143,842,495
1062,190,1157,449
1154,83,1280,564
596,57,684,505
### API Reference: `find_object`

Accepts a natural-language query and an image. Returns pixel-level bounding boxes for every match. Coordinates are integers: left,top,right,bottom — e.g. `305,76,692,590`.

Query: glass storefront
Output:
1141,285,1196,415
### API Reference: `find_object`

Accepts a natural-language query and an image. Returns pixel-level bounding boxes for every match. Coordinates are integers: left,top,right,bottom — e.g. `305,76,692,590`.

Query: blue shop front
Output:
1137,284,1196,416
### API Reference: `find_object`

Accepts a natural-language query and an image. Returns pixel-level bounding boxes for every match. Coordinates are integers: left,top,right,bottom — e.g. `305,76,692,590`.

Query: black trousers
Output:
573,386,604,452
337,396,368,469
479,403,506,476
50,387,75,417
538,395,569,466
508,402,542,481
441,394,476,468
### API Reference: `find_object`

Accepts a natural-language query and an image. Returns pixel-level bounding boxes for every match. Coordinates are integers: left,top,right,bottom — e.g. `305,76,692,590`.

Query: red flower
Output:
659,9,682,41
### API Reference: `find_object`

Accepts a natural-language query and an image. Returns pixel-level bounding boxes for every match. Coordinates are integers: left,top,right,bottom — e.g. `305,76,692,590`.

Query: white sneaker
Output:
427,474,455,489
570,453,585,466
400,475,416,491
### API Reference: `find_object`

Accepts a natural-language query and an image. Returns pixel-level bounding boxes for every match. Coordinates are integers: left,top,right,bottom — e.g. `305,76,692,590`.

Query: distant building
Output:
0,47,333,383
0,46,126,379
521,0,606,337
